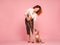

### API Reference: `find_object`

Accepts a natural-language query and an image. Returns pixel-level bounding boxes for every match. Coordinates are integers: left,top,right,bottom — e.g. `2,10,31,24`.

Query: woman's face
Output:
34,8,39,12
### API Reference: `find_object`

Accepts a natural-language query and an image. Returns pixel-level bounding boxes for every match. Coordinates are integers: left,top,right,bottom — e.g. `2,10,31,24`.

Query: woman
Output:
25,5,42,43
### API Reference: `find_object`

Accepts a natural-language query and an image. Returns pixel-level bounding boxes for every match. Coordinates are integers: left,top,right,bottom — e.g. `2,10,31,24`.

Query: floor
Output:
0,41,60,45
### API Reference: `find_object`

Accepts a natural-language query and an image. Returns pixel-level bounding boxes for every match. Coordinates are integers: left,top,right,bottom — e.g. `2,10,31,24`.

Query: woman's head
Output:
33,5,42,15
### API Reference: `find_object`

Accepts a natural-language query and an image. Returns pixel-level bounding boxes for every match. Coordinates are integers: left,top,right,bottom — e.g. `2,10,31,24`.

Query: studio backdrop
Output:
0,0,60,42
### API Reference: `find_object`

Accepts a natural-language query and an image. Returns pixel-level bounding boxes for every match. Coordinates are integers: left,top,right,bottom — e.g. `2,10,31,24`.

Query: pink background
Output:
0,0,60,42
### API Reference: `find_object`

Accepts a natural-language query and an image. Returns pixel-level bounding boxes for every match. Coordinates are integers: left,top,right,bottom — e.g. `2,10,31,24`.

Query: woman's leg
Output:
25,18,31,42
30,19,34,43
30,19,34,34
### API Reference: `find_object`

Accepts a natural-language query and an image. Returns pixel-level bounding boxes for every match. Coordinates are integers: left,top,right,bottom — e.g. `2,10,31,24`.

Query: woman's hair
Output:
33,5,42,15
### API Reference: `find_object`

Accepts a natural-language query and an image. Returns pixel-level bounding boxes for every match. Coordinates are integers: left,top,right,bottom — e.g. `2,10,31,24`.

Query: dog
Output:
34,29,43,43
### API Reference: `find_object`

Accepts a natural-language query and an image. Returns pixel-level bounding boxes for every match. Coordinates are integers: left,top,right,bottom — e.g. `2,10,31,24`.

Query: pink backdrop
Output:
0,0,60,42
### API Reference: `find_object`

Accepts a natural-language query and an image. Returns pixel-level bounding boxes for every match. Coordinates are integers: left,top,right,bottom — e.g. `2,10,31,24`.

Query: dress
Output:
25,8,37,35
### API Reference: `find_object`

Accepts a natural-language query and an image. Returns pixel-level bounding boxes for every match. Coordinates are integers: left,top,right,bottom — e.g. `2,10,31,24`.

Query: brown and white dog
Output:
34,29,43,43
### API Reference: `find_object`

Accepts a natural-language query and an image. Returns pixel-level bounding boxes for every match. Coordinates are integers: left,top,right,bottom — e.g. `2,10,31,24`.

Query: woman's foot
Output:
32,41,34,43
28,40,30,43
31,40,34,43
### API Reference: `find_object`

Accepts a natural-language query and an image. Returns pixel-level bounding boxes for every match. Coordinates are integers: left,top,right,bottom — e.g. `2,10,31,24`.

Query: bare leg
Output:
30,29,34,43
27,34,31,43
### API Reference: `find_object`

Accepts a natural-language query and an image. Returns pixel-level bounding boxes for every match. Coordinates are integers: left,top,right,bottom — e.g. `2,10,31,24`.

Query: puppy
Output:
34,29,43,43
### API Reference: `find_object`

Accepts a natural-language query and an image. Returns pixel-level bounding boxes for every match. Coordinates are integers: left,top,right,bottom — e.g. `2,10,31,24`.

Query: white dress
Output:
25,8,37,22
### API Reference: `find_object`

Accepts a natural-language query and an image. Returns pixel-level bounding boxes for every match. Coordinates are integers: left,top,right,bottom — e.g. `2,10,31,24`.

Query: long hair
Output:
33,5,42,16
